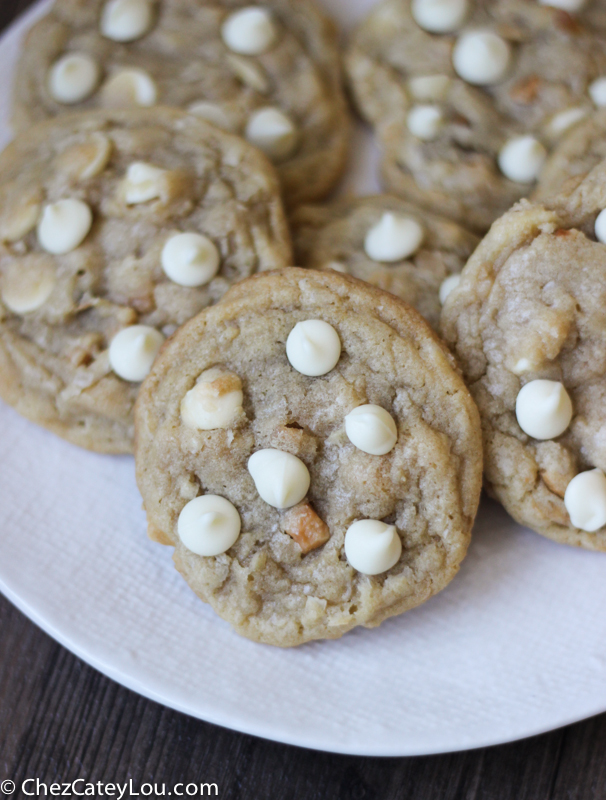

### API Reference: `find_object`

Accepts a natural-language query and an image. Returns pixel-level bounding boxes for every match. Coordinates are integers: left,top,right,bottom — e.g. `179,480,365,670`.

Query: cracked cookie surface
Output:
292,195,479,331
135,267,483,646
345,0,606,232
441,163,606,549
0,108,291,453
13,0,349,206
533,109,606,202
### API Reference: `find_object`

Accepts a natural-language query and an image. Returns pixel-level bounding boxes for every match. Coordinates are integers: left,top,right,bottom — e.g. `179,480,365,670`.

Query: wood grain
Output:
0,1,603,797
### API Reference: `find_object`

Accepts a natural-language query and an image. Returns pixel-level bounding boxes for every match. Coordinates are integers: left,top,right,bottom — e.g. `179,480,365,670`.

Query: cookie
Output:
134,267,483,646
0,108,292,454
533,109,606,202
12,0,349,207
292,195,479,330
345,0,606,232
441,161,606,550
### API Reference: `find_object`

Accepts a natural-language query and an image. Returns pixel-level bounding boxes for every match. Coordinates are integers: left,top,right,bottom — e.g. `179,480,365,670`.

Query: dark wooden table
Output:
2,1,606,797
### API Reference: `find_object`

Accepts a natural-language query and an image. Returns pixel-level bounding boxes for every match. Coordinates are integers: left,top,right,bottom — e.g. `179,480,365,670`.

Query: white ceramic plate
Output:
2,0,606,758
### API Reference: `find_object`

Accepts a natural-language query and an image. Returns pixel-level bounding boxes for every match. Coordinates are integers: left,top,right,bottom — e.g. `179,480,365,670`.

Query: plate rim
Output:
3,573,602,758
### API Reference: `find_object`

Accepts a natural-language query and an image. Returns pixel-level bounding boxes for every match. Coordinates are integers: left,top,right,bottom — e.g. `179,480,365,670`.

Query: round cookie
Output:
0,108,292,454
134,267,483,647
441,162,606,550
533,109,606,202
345,0,606,232
291,195,479,330
12,0,349,207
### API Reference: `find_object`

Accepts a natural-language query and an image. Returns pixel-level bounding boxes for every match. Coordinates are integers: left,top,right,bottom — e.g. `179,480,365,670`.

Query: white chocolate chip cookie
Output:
345,0,606,232
13,0,349,207
441,159,606,549
0,108,291,454
291,195,479,330
135,268,483,646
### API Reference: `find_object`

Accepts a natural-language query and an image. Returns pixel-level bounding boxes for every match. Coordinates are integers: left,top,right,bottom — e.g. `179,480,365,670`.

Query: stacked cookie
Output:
441,161,606,551
3,0,606,648
345,0,606,232
291,194,480,330
13,0,350,207
135,268,482,645
0,108,292,451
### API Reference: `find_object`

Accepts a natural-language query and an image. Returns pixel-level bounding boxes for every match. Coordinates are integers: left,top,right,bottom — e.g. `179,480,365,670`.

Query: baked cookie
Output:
441,161,606,550
134,267,483,646
533,109,606,202
13,0,349,207
345,0,606,232
292,195,479,330
0,108,292,454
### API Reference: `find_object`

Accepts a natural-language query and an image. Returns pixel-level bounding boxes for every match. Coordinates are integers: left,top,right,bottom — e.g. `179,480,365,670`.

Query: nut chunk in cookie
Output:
0,109,292,454
135,268,482,647
13,0,349,206
292,194,479,331
345,0,606,232
441,159,606,550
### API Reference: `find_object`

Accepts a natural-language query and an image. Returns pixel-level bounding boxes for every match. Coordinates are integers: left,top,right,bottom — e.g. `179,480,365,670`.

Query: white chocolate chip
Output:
100,68,157,108
452,31,511,86
408,74,451,101
101,0,153,42
162,233,220,287
0,188,41,243
48,53,100,105
226,54,270,94
515,380,573,440
439,274,461,305
187,101,235,131
37,199,93,255
539,0,586,12
180,367,243,430
178,495,241,556
55,133,113,181
589,77,606,108
564,469,606,532
325,260,348,273
544,107,587,140
1,257,55,314
2,274,54,314
345,405,398,456
245,107,298,162
109,325,164,382
344,520,402,576
498,136,547,183
221,7,278,56
248,449,310,509
122,162,167,204
411,0,468,33
407,104,443,141
595,209,606,244
286,319,341,377
364,213,424,262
